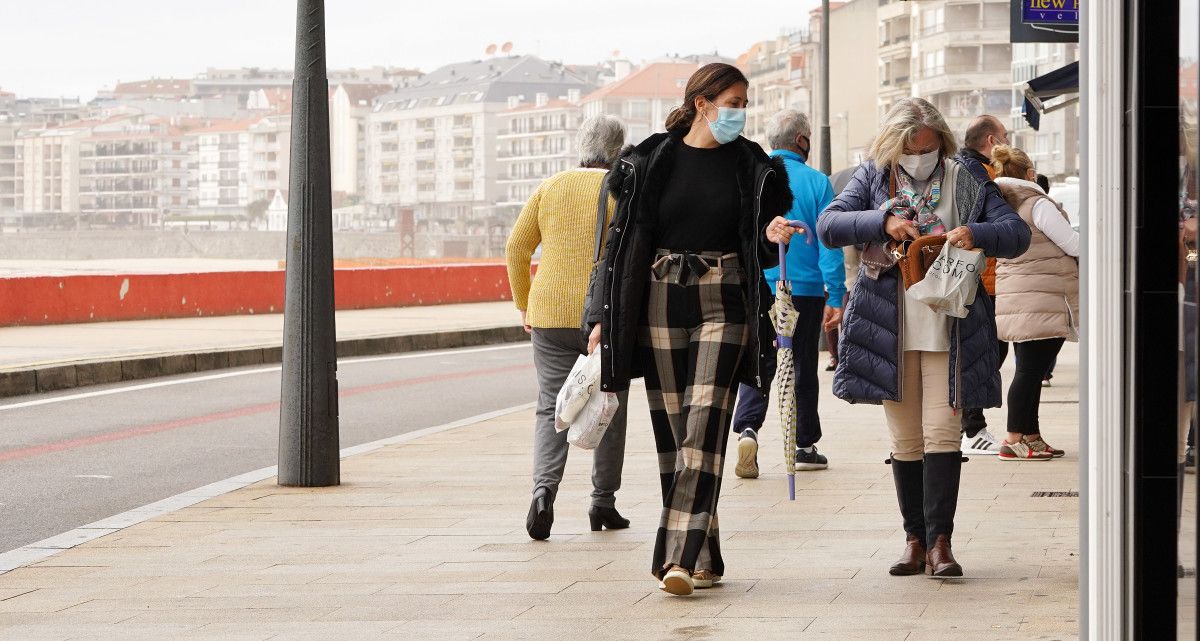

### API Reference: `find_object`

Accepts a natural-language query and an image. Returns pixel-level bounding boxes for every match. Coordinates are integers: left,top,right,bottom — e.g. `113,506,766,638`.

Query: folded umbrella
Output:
772,220,813,500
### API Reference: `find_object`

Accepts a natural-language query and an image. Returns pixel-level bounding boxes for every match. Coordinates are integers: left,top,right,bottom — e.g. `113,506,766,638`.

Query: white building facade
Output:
495,93,584,216
366,56,594,258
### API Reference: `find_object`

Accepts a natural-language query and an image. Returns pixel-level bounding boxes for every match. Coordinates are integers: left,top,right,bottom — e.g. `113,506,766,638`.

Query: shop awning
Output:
1021,61,1079,131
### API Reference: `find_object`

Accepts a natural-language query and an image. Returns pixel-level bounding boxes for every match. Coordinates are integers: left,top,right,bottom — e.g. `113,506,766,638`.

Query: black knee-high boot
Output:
924,452,963,577
889,458,926,575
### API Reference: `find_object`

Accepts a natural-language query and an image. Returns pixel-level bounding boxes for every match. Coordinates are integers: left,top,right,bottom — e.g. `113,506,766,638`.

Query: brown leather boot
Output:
889,534,926,576
926,534,963,577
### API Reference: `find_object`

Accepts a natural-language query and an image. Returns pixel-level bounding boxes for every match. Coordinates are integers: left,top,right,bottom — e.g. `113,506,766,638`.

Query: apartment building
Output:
78,116,191,228
330,83,392,197
0,119,23,225
878,0,917,120
248,115,291,205
187,119,254,216
910,0,1013,137
830,0,881,170
16,118,90,226
495,92,585,215
580,60,700,146
1010,43,1080,179
194,67,420,103
734,3,875,172
738,30,816,150
367,55,593,258
105,79,193,100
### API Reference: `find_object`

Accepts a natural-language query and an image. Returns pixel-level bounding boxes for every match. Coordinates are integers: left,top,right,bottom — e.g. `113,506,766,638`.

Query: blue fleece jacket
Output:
764,149,847,307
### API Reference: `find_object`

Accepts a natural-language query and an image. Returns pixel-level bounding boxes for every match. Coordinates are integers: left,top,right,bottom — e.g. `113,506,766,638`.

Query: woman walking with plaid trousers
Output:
584,63,795,595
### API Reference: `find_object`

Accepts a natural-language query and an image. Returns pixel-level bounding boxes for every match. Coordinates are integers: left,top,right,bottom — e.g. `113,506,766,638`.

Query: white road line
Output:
0,342,531,412
0,402,535,574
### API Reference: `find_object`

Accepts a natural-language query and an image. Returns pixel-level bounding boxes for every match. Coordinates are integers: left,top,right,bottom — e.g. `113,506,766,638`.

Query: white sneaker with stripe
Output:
962,428,1001,455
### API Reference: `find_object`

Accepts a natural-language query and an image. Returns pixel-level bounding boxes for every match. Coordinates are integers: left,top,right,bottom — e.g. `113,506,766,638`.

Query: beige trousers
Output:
883,351,962,462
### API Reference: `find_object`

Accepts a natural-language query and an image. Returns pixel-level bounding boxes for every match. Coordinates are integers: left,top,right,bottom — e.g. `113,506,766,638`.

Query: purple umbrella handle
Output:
777,220,814,282
788,473,796,501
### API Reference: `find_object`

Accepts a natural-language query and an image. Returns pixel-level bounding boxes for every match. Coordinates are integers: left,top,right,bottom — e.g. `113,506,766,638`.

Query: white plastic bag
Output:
567,390,620,450
554,351,601,432
907,243,987,319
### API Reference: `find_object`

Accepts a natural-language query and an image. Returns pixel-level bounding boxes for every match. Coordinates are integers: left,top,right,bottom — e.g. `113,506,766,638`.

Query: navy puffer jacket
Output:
816,158,1031,408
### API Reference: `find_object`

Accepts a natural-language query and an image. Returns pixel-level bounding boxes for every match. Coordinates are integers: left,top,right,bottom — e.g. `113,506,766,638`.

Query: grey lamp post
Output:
818,0,832,175
278,0,340,487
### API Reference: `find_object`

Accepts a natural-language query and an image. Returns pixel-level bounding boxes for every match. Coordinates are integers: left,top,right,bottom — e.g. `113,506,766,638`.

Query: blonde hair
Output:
867,98,958,168
990,144,1035,180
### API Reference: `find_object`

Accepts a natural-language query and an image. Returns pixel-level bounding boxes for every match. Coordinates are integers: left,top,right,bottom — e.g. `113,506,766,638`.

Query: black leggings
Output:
1001,338,1066,435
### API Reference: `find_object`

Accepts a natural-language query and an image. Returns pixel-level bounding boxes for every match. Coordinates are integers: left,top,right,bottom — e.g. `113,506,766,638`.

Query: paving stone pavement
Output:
0,346,1082,641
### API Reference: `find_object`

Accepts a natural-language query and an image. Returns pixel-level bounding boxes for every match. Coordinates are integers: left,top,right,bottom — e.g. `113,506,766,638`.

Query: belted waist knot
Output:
650,250,739,285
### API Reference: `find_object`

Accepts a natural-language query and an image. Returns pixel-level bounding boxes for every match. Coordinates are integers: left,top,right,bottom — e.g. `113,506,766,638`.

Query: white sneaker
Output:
735,429,759,479
962,429,1001,455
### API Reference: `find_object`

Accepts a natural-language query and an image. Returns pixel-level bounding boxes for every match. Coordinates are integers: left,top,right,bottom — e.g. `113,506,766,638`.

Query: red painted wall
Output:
0,264,517,327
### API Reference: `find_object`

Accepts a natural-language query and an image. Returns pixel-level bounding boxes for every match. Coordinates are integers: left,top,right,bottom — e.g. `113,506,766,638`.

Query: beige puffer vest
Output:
994,183,1080,343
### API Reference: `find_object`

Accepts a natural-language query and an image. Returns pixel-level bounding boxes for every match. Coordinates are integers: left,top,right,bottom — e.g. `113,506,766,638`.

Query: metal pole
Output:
278,0,339,487
819,0,832,175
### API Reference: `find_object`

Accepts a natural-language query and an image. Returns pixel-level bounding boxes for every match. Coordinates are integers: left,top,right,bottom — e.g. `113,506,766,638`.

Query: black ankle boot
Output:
889,458,926,576
588,506,630,531
923,452,963,577
526,488,554,541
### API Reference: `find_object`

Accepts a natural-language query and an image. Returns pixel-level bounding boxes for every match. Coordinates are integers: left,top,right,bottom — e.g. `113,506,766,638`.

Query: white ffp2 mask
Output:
898,150,941,181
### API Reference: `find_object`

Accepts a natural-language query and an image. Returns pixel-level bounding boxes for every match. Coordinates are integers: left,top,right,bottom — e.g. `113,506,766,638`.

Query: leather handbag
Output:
897,235,948,290
861,170,946,288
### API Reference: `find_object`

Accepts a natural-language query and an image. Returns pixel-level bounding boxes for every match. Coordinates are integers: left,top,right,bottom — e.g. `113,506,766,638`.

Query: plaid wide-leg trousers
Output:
640,250,749,579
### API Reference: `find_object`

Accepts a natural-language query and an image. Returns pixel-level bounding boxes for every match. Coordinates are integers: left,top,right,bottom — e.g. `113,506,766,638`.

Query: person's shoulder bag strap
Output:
593,172,610,262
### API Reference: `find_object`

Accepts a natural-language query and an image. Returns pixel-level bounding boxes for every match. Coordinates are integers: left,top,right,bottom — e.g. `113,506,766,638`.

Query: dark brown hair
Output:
664,63,749,132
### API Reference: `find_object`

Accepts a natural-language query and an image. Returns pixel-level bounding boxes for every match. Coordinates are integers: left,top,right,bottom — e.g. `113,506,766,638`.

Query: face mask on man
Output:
703,100,747,144
898,149,941,181
796,136,811,162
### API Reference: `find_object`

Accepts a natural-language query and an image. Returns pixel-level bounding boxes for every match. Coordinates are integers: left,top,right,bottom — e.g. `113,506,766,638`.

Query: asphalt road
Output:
0,342,537,553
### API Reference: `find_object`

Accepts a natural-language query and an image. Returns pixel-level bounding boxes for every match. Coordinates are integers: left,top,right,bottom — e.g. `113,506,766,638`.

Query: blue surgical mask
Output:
703,102,746,144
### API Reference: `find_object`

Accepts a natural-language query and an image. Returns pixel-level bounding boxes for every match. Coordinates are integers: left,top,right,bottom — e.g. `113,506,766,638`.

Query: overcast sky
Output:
0,1,820,99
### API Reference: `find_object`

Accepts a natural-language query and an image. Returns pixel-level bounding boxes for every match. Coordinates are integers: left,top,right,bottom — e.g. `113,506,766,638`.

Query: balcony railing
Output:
920,18,1009,36
498,125,571,136
920,64,1010,79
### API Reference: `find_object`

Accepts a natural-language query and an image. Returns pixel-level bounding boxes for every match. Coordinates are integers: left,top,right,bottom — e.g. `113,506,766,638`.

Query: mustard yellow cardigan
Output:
505,168,614,329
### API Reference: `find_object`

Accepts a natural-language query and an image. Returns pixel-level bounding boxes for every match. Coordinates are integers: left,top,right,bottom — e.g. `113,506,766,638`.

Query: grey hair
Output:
867,98,958,169
766,109,812,152
577,115,627,167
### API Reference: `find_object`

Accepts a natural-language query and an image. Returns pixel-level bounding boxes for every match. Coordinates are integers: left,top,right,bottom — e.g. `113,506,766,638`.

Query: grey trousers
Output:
531,328,628,508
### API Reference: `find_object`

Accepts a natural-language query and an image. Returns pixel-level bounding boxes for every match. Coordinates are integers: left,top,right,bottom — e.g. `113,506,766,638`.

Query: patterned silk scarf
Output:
888,162,947,236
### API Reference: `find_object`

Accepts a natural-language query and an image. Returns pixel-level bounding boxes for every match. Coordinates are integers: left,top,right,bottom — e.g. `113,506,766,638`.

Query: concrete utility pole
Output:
819,0,832,175
278,0,340,487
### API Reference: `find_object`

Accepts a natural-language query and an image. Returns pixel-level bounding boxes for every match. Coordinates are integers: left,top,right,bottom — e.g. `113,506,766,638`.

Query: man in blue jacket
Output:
733,110,846,478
